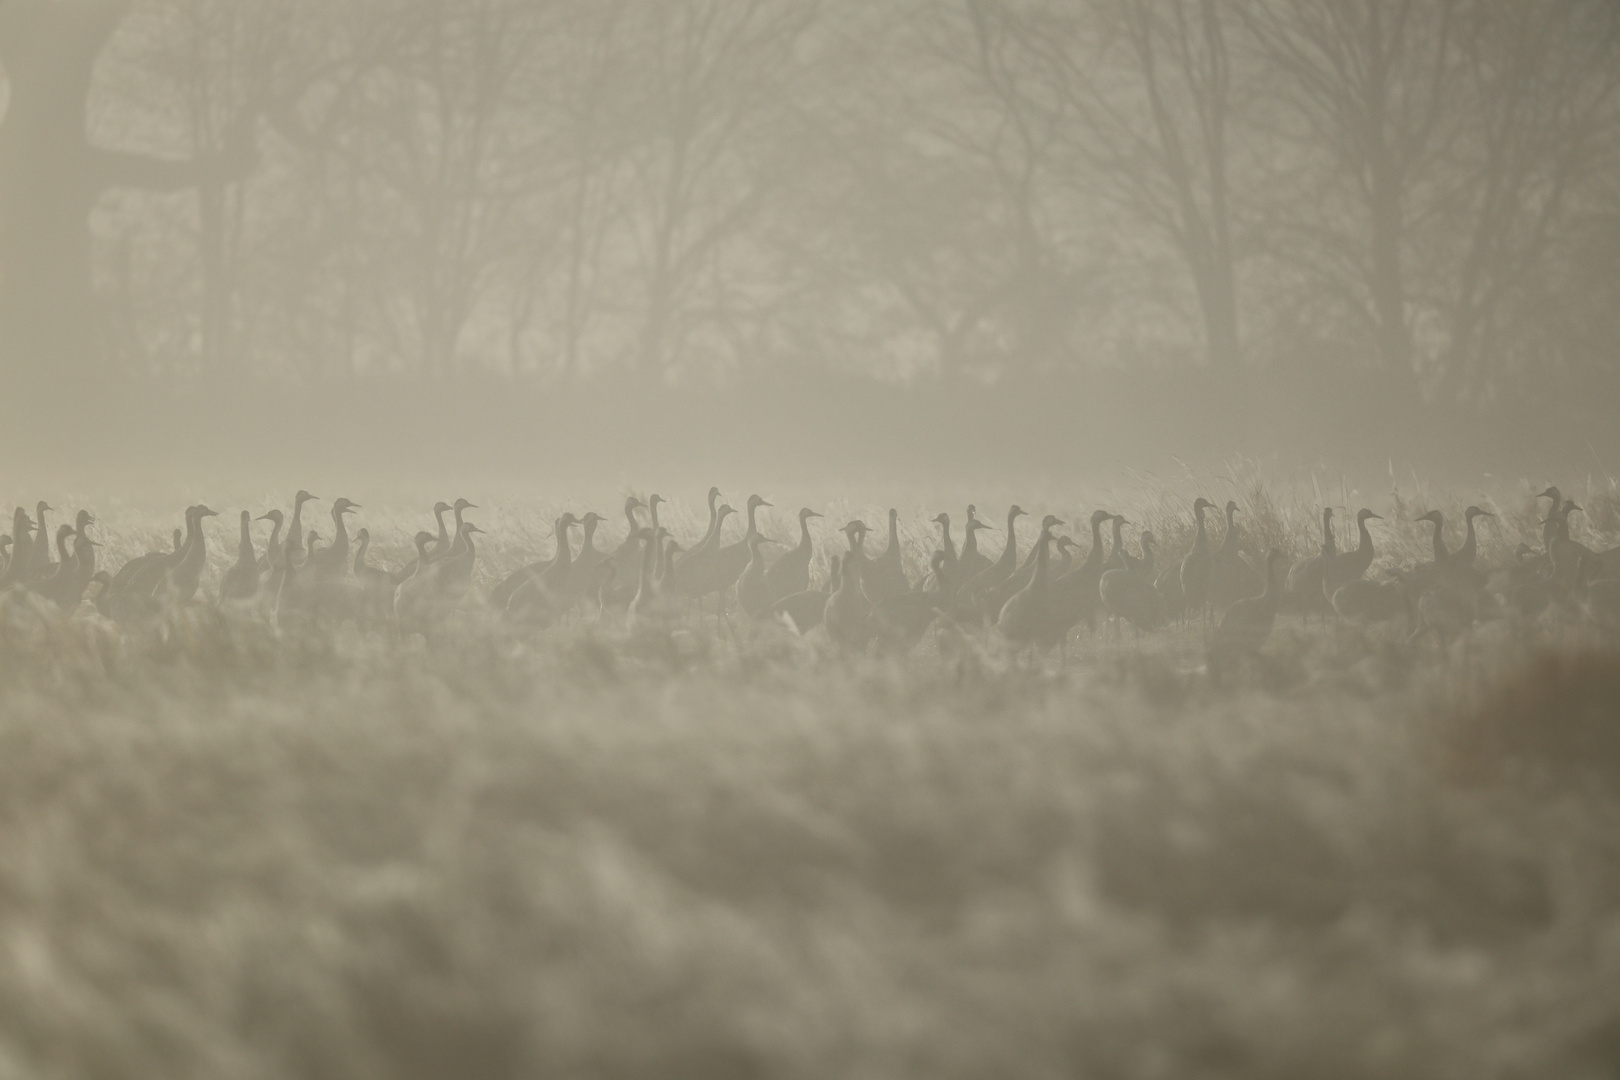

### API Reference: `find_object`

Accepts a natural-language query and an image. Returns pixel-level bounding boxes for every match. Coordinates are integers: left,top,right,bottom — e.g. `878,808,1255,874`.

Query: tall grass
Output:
0,473,1618,1078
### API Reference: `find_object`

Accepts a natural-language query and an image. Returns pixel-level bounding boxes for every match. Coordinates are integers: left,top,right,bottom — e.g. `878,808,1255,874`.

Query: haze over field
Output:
3,2,1620,1078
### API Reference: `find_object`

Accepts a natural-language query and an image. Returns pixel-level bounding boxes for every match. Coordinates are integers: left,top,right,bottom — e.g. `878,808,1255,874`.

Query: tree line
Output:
2,0,1617,404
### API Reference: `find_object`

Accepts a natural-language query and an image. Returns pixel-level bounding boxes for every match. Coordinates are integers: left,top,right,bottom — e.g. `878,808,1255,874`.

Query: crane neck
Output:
797,514,814,553
330,506,350,557
939,520,956,562
998,515,1020,570
353,533,370,575
432,505,450,550
1457,515,1478,564
554,519,573,567
1428,517,1449,563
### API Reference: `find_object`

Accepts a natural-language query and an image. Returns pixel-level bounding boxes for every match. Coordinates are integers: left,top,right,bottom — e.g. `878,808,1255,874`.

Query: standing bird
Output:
1286,507,1337,618
491,513,580,611
283,491,319,569
1322,508,1381,604
28,525,76,607
1210,549,1290,665
1179,497,1217,624
0,508,34,589
957,507,993,581
736,534,782,618
979,515,1064,620
1209,500,1262,611
959,505,1027,606
607,497,648,582
312,498,361,581
764,508,821,604
707,494,772,597
352,528,397,628
219,510,262,603
997,520,1060,650
1448,506,1493,568
1045,509,1115,642
1099,532,1165,634
394,532,445,638
677,487,725,565
27,501,54,580
824,553,872,650
1416,510,1453,565
864,508,910,602
256,509,285,573
573,511,610,575
438,521,482,604
671,504,741,606
872,553,951,654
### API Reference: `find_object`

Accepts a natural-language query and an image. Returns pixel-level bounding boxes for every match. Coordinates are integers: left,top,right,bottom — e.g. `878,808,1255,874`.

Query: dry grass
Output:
1,472,1619,1079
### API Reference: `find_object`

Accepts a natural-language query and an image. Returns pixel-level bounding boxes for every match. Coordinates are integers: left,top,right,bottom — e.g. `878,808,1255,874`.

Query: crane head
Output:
296,490,317,504
454,499,476,512
801,508,822,521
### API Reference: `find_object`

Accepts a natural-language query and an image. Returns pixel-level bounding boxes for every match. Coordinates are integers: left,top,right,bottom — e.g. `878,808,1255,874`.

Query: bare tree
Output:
0,0,252,379
1242,0,1461,376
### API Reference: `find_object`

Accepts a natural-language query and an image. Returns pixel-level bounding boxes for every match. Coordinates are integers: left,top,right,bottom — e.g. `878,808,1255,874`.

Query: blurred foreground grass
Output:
1,469,1618,1078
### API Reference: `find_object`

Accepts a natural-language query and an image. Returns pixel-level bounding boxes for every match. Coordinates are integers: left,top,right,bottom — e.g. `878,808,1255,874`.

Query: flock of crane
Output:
1,485,1617,664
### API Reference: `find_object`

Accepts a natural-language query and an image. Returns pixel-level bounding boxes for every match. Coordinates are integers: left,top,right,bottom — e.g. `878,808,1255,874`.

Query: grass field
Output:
1,468,1619,1079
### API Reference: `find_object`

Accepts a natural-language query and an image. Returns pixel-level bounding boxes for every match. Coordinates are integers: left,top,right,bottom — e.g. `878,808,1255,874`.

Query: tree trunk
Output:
0,1,128,383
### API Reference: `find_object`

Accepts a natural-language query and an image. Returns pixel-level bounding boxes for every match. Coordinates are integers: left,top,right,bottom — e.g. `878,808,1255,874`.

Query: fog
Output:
3,0,1618,486
5,5,1620,1079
